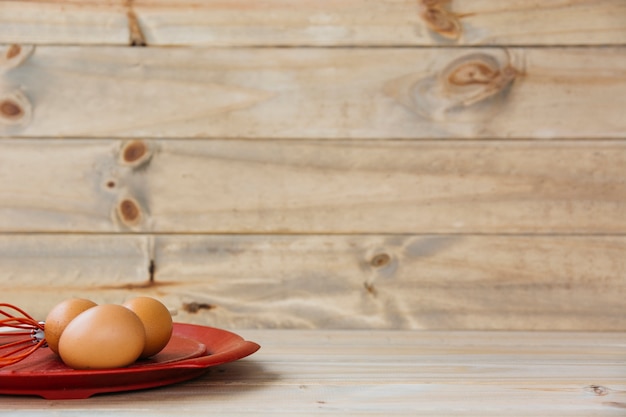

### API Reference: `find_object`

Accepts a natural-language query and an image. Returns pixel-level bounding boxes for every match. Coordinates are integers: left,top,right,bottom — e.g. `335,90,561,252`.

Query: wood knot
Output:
384,50,521,123
182,302,216,314
6,45,21,60
448,61,499,86
124,140,147,162
1,100,22,119
419,0,462,40
1,44,35,72
439,53,520,107
0,91,32,127
364,282,378,296
585,385,610,396
120,140,152,167
116,197,142,227
370,253,391,268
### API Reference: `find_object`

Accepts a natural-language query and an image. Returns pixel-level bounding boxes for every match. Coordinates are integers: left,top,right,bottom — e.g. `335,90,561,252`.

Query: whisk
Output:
0,303,46,367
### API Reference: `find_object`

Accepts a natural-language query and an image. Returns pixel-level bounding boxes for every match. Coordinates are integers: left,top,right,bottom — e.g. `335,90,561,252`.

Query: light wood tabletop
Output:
2,330,625,416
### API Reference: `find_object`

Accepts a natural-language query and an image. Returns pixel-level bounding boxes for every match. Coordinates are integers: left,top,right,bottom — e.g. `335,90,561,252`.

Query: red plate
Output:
0,323,260,400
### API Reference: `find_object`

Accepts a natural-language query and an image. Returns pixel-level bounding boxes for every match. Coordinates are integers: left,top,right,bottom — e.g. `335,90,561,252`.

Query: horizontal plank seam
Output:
1,137,626,143
1,43,625,49
2,232,626,237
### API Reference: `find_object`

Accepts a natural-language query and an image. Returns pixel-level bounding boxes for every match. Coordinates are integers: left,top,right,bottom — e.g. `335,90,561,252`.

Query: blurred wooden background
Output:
0,0,625,330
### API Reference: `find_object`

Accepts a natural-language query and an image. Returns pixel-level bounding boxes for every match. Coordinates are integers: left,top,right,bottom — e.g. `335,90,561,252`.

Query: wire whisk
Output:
0,303,46,367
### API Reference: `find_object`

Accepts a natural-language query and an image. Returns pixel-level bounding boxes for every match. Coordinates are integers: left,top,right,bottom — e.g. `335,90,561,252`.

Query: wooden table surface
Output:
2,330,625,416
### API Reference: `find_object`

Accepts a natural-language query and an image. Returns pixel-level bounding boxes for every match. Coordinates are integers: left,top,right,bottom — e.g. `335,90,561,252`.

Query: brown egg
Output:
58,304,146,370
123,297,173,358
44,298,97,355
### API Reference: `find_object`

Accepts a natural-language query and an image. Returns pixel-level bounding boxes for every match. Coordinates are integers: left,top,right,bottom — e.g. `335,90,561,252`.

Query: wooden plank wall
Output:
0,0,625,330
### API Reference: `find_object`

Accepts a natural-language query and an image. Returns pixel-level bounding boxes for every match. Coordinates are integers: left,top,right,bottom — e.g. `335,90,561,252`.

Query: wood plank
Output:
2,330,626,415
1,139,625,234
153,234,626,331
1,1,625,46
0,235,150,287
2,234,625,330
0,0,129,46
0,235,151,321
132,0,626,46
1,46,625,139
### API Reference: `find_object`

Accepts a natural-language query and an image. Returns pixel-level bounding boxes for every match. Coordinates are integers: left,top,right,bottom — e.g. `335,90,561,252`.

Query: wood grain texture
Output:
2,234,625,330
132,0,626,46
0,0,128,46
141,234,626,331
1,0,625,46
0,235,150,287
1,139,625,234
1,46,625,139
2,330,626,415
